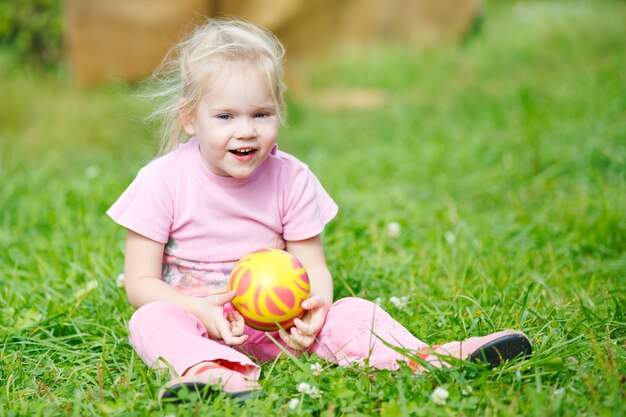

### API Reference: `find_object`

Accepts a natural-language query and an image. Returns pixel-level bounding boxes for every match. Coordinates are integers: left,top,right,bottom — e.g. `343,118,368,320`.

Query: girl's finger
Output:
231,310,244,321
223,331,248,346
227,311,242,324
282,327,309,351
216,317,247,345
230,318,244,337
225,334,248,346
293,317,313,335
212,290,237,306
290,327,313,350
301,295,324,310
293,312,323,336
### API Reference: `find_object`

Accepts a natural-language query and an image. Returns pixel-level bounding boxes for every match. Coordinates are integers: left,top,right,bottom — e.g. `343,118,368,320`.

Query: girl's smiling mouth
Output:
229,148,257,160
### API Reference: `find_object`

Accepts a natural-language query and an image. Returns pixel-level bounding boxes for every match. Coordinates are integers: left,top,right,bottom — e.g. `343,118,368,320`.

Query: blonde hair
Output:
144,18,287,155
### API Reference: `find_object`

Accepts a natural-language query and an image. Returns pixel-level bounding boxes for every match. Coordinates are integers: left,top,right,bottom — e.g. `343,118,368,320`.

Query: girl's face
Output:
182,63,280,179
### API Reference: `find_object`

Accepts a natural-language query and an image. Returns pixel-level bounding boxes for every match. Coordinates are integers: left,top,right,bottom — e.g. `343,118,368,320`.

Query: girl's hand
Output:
194,290,249,346
279,295,329,351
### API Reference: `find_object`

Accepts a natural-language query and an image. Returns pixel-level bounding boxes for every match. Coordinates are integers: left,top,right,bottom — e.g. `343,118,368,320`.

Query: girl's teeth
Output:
232,149,253,155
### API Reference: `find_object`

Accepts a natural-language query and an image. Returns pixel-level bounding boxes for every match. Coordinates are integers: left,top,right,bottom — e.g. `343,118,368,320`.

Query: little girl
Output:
108,18,531,402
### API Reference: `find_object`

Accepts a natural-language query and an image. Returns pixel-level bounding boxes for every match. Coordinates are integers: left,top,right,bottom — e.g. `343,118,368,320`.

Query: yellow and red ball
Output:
228,248,310,331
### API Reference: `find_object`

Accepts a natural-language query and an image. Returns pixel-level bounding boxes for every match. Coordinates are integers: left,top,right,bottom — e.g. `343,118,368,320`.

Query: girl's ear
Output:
179,99,196,136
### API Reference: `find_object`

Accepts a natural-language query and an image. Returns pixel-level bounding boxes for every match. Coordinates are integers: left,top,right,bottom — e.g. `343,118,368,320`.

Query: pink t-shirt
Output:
107,137,338,264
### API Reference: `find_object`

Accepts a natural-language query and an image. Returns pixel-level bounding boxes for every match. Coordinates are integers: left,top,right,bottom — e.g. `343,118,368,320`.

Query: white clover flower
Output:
116,273,125,288
374,297,382,306
444,231,456,244
296,382,322,398
310,362,323,376
85,165,100,179
554,387,565,396
462,385,473,396
431,386,449,405
288,398,300,410
387,222,401,238
309,386,322,398
297,382,312,394
390,296,408,309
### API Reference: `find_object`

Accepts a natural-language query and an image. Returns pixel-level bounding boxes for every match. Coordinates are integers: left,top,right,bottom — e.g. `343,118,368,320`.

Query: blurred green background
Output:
0,0,63,67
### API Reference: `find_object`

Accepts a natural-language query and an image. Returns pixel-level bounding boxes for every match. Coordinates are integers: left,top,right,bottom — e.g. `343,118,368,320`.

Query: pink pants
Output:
128,297,427,380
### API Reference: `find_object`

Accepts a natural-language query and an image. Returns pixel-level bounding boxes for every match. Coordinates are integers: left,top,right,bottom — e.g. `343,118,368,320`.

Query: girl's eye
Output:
216,114,232,120
255,112,270,119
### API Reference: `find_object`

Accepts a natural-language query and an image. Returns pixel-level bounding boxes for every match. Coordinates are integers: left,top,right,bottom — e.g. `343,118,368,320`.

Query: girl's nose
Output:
235,118,257,139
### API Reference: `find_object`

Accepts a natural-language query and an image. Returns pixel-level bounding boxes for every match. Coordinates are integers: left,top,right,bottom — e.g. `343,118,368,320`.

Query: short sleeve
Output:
281,166,338,241
106,166,173,244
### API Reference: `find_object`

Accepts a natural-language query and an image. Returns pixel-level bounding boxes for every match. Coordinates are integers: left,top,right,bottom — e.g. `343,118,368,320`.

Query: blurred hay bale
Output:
65,0,210,84
65,0,479,85
221,0,481,100
220,0,481,58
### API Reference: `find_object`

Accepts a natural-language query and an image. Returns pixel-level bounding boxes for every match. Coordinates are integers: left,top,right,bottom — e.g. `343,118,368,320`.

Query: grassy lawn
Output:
1,1,625,416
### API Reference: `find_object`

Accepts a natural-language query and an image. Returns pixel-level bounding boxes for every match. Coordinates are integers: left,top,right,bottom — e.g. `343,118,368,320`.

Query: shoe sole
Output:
159,381,260,404
469,333,532,368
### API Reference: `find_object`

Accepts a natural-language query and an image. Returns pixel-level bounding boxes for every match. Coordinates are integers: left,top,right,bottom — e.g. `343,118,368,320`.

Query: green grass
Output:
1,1,625,415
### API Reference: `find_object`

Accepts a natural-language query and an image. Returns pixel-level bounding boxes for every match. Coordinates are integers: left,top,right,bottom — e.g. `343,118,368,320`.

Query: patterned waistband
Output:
161,255,237,297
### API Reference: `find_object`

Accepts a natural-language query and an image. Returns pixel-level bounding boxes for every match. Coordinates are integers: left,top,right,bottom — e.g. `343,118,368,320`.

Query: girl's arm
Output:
123,229,248,346
281,234,334,350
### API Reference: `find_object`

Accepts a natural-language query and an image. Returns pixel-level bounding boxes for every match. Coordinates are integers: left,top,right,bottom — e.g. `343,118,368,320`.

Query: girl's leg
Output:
128,301,260,380
309,298,532,372
235,297,427,368
309,297,427,370
231,298,425,367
